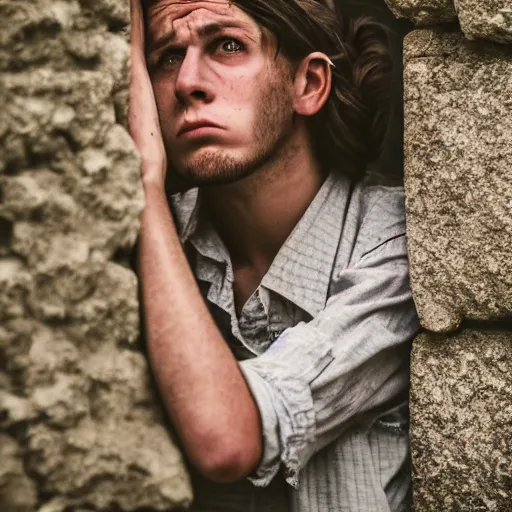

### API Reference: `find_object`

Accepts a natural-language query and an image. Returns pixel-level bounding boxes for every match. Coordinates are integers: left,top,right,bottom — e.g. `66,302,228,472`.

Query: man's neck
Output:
201,138,325,277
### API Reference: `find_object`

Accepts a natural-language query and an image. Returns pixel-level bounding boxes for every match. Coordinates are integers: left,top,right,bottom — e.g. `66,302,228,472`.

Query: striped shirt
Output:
170,171,420,512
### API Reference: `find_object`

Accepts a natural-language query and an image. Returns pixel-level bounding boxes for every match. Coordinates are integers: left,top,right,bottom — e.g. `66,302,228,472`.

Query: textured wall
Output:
385,0,512,43
392,1,512,510
456,0,512,43
411,330,512,510
404,29,512,332
384,0,457,24
0,0,192,510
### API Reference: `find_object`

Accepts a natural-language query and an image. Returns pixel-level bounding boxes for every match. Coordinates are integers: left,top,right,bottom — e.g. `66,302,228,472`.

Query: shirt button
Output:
268,330,283,342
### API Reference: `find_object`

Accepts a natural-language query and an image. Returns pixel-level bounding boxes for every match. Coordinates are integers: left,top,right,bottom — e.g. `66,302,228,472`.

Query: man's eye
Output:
219,39,243,53
154,49,184,69
164,54,183,66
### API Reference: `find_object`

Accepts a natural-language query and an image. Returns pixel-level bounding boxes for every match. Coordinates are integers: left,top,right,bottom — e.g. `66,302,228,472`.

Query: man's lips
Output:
177,121,223,137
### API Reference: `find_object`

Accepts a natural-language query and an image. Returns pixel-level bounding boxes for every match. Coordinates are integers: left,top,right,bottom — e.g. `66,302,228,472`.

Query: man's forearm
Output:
138,182,262,481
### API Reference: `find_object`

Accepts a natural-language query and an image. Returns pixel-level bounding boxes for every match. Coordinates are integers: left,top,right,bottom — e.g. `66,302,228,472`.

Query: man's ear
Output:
292,52,333,117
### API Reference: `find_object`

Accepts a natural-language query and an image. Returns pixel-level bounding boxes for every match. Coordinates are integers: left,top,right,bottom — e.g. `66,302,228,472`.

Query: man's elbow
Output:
195,438,262,484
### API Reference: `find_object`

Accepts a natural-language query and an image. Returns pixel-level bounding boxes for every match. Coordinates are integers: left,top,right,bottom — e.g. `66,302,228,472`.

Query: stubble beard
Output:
169,78,296,187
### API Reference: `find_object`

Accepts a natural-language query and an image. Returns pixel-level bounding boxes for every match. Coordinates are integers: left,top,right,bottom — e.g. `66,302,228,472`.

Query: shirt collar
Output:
170,187,201,244
169,172,352,317
261,172,351,317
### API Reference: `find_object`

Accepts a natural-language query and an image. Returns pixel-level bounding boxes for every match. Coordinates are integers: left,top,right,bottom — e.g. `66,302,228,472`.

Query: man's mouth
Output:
177,120,223,137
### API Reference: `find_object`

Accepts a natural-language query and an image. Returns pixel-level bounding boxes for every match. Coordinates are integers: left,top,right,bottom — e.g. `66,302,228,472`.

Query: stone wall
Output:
2,0,511,511
385,0,512,43
0,1,192,510
386,1,512,510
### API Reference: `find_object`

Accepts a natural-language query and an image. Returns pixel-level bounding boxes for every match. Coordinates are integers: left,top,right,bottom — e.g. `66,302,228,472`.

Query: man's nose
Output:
174,49,213,106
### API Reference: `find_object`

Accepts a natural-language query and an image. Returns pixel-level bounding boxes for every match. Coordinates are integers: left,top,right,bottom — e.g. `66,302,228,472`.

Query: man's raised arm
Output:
129,0,263,483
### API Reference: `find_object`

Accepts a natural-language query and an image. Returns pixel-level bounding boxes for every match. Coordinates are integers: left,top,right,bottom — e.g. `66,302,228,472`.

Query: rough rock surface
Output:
384,0,457,24
456,0,512,44
410,329,512,511
0,0,192,510
385,0,512,43
403,29,512,332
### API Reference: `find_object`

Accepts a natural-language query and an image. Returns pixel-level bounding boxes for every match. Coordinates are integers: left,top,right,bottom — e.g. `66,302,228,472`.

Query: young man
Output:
130,0,420,510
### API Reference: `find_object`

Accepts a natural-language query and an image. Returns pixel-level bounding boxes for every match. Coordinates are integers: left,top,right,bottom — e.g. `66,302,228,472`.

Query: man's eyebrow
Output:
148,21,251,52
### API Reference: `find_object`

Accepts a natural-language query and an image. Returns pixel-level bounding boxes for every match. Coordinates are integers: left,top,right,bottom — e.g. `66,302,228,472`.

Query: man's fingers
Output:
130,0,145,56
129,0,153,130
129,0,168,181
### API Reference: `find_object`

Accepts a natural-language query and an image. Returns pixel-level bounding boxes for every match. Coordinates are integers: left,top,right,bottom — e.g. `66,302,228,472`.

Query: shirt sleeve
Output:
239,235,420,488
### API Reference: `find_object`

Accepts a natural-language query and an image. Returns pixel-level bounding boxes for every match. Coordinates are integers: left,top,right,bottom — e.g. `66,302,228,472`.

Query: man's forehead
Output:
146,0,256,43
146,0,239,24
146,0,230,5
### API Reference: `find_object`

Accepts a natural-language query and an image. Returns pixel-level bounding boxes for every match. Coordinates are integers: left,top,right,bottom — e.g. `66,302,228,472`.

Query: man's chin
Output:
171,149,260,187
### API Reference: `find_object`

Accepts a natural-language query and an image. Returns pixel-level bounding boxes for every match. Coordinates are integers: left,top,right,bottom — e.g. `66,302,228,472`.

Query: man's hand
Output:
129,0,167,189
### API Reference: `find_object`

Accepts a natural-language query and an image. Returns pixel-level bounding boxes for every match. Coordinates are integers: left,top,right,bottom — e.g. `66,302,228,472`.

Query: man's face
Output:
145,0,296,186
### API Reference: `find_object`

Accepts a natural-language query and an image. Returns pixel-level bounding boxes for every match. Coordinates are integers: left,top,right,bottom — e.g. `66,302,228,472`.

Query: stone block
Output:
0,0,192,510
410,329,512,511
384,0,457,24
404,29,512,331
456,0,512,44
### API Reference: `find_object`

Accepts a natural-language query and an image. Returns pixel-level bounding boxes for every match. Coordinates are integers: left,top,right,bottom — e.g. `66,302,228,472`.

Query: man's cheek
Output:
153,83,174,113
154,101,177,137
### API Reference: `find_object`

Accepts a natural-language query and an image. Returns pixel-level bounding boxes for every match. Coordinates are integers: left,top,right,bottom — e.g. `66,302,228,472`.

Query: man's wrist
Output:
141,172,166,197
139,174,181,236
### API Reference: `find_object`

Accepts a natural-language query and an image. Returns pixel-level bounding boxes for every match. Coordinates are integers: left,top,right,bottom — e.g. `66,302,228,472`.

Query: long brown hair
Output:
232,0,393,181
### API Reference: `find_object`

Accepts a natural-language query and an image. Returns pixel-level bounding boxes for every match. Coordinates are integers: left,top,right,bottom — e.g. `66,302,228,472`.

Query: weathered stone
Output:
0,435,38,512
403,29,512,331
384,0,457,24
410,329,512,511
385,0,512,40
0,0,193,509
0,390,37,427
456,0,512,44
